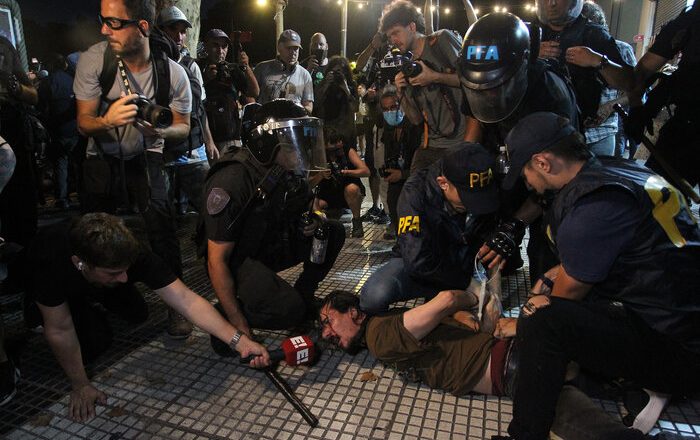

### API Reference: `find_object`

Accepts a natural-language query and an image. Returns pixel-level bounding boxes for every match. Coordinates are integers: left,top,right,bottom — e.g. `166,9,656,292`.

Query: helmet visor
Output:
536,0,582,27
271,117,327,176
462,61,528,124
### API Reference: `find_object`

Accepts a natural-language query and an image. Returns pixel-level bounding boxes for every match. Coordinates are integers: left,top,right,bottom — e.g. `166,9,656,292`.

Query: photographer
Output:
0,35,39,251
313,131,370,238
305,32,329,87
380,0,481,171
74,0,192,337
200,28,259,154
378,85,420,239
314,56,359,150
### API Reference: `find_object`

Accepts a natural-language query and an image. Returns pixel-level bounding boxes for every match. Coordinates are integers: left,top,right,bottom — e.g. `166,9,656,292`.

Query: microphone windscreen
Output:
280,335,315,366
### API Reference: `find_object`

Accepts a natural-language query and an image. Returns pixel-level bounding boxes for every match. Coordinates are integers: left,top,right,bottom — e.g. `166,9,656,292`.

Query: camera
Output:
379,157,402,177
328,161,345,181
216,61,247,83
133,95,173,128
401,60,423,78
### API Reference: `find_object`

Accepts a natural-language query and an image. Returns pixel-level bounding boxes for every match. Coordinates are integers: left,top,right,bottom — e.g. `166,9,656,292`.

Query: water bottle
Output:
497,146,510,176
310,224,328,265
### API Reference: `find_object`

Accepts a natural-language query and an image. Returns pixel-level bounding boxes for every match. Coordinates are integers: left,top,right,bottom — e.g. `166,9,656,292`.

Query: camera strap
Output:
116,57,136,96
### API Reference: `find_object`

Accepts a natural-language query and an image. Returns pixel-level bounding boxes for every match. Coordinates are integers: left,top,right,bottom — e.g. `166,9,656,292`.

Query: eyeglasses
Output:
98,14,139,30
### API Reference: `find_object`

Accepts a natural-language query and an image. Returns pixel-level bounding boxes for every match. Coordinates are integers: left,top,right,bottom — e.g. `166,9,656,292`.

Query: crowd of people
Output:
0,0,698,439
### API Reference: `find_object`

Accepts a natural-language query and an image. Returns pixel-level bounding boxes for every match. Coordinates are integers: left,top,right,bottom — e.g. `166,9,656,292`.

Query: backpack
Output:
163,55,205,160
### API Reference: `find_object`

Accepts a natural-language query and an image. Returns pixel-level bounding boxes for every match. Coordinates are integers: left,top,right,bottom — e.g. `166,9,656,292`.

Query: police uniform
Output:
360,144,498,314
202,148,345,328
643,4,700,189
502,114,700,440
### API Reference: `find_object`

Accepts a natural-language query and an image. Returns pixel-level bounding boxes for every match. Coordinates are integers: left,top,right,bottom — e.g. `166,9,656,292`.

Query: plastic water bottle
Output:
310,224,328,265
497,145,510,176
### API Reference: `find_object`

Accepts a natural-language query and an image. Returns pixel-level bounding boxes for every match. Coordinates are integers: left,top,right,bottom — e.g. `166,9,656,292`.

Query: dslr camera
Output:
399,51,422,78
216,61,247,83
132,95,173,128
379,157,402,177
328,161,346,182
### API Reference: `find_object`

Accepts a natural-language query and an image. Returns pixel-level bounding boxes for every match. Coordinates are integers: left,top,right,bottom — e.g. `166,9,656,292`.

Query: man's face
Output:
100,0,145,58
542,0,572,26
310,34,328,52
521,160,549,195
278,43,300,66
380,95,399,112
206,38,229,63
438,177,466,213
82,264,130,288
319,304,363,353
163,22,188,51
386,23,416,53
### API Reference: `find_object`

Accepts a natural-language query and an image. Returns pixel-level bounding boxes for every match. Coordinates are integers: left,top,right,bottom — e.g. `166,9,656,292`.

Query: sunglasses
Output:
98,14,139,30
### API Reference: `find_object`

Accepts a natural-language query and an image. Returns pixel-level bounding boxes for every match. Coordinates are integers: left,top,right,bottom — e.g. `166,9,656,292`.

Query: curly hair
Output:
581,1,607,28
326,55,358,93
379,0,426,34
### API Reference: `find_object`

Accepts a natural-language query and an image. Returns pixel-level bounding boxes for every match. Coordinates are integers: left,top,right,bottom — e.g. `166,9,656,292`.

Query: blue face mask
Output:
383,109,404,126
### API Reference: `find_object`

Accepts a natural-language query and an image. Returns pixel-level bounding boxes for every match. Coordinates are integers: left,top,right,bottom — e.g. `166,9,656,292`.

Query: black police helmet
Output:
241,99,309,165
536,0,583,27
458,13,531,123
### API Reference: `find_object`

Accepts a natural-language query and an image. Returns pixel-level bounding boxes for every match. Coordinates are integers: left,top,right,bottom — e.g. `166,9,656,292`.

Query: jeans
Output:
82,152,182,277
49,136,79,201
588,135,616,157
360,257,443,314
508,297,700,440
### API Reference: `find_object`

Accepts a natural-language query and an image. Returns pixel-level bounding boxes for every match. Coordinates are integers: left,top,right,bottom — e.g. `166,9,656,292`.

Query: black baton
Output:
264,368,319,427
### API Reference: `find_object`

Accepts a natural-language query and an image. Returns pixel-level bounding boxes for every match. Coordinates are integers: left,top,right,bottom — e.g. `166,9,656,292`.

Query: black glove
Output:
624,105,654,144
485,219,526,260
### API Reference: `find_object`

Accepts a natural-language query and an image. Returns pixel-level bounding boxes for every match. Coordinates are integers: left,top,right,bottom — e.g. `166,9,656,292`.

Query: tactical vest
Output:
544,157,700,350
200,149,312,269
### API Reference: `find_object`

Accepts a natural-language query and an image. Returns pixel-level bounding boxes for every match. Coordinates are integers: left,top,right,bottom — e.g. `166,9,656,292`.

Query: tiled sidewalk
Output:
0,213,698,439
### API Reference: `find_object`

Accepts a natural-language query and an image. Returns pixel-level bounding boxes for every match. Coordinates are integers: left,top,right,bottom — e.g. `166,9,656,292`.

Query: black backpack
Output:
163,55,205,160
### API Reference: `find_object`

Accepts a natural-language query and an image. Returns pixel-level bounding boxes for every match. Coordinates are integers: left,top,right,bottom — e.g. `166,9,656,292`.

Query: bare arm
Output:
76,94,139,137
403,289,477,340
629,52,668,107
240,52,260,99
38,302,107,422
206,239,251,337
464,116,481,143
158,109,190,141
156,279,269,366
356,33,384,72
202,113,220,161
565,46,634,91
17,82,38,105
302,100,313,115
342,148,370,178
551,265,592,301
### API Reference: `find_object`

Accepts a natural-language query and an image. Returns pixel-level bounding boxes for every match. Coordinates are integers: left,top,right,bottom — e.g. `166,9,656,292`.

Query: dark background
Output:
20,0,530,64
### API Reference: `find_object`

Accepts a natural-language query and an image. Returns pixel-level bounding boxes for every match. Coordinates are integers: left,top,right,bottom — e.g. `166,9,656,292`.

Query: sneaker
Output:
373,210,391,225
0,358,20,406
359,206,381,222
351,219,364,238
167,309,193,339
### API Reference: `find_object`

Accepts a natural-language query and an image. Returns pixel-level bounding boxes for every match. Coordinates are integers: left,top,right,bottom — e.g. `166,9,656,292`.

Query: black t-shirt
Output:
26,223,177,307
555,187,639,284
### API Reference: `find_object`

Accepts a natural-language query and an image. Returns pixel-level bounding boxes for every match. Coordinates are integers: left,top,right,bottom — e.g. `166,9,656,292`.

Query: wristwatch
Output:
229,331,243,351
596,54,610,70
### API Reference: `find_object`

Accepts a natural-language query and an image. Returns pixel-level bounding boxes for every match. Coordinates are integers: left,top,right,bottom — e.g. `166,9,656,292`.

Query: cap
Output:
502,112,580,190
205,28,230,44
157,6,192,28
278,29,302,48
440,143,499,215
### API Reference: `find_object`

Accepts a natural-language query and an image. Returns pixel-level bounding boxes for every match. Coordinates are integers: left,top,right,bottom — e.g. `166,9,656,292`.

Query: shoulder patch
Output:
207,188,231,215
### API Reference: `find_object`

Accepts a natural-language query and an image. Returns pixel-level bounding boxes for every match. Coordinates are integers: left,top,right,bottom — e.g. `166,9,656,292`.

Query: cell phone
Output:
313,48,325,62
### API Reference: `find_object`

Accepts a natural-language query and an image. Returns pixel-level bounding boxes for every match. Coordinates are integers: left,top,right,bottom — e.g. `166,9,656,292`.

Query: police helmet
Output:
241,99,327,174
157,6,192,28
536,0,583,27
458,13,530,123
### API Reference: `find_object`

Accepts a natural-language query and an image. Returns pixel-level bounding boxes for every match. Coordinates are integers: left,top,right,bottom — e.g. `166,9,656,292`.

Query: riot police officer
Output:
457,12,579,281
201,99,345,352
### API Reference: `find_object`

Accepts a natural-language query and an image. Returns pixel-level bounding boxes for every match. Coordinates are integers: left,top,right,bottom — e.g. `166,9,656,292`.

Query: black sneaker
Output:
359,206,381,222
0,358,20,406
373,210,391,225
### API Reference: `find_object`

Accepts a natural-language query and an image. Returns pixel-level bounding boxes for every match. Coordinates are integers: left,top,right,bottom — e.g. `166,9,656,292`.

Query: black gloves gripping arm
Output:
485,219,527,260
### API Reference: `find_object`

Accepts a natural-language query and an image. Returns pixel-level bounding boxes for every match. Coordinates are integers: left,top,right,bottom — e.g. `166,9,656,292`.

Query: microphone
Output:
241,335,316,366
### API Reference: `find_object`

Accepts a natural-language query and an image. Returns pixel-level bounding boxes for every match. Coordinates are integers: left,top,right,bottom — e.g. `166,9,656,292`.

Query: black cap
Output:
440,143,499,215
205,29,230,44
503,112,581,190
278,29,302,48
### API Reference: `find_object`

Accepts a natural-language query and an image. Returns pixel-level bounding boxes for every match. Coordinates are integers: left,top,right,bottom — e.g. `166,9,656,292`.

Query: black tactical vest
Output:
545,157,700,351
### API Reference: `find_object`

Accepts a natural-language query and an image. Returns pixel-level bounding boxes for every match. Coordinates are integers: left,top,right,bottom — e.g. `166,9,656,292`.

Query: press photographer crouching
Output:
312,131,370,238
201,100,345,354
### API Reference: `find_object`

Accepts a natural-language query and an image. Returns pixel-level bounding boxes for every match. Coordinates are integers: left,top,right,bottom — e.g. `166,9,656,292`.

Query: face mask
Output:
383,109,404,126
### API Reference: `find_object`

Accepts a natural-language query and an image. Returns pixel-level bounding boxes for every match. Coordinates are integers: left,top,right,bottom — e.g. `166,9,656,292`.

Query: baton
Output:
264,368,319,427
614,104,700,204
